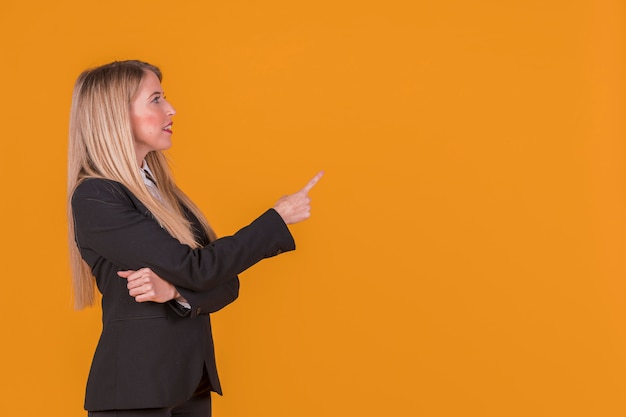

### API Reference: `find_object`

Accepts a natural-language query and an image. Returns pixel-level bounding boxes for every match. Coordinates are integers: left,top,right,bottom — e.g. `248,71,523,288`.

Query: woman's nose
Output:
165,100,176,116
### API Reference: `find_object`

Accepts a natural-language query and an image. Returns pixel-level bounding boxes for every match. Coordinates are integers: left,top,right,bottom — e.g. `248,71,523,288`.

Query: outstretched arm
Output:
73,182,294,292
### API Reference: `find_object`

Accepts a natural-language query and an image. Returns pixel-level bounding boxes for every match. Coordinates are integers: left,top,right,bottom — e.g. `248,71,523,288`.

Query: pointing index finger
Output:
301,171,324,194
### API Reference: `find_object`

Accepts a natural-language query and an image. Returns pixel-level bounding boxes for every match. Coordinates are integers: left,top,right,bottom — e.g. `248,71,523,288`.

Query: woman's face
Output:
130,71,176,164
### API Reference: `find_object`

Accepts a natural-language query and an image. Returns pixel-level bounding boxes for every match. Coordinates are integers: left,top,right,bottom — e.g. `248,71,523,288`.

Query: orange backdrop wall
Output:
0,0,624,416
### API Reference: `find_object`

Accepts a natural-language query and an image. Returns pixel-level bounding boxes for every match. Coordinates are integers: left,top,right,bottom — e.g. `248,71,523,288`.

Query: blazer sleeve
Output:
169,276,240,317
72,178,295,292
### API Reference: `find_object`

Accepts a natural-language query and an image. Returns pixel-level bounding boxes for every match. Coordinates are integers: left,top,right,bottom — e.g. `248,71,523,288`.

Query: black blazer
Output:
72,178,295,411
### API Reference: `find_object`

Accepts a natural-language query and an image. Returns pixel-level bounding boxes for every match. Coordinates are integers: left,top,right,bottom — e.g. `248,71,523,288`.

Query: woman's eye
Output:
152,96,161,103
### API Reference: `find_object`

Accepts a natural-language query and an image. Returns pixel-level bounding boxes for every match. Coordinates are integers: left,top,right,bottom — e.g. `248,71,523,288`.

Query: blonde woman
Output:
68,60,322,417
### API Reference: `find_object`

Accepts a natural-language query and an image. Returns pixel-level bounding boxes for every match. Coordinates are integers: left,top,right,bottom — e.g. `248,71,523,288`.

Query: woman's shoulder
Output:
71,178,133,205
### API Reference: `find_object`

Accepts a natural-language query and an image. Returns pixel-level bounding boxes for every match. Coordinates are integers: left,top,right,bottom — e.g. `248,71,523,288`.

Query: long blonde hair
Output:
68,60,215,309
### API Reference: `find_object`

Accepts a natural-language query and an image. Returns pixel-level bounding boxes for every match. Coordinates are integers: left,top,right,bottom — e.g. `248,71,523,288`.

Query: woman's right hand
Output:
273,171,324,225
118,268,184,304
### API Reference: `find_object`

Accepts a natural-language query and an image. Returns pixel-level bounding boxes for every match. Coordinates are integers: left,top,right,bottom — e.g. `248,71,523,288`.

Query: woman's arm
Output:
177,276,240,315
72,179,295,292
118,267,240,316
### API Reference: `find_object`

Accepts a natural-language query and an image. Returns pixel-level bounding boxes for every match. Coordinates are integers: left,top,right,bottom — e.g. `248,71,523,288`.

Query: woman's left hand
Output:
118,268,180,303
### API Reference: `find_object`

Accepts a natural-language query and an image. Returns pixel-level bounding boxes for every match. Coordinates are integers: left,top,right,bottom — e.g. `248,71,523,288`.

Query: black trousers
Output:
87,369,212,417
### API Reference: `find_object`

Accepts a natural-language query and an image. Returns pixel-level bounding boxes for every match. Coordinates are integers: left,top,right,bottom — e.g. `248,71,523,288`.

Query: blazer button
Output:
196,307,202,315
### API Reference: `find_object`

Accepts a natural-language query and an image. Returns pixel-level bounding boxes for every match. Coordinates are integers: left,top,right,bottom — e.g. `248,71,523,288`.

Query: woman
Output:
68,60,322,416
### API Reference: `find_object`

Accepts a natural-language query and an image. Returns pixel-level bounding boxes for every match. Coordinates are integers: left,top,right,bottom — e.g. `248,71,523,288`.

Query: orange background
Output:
0,0,625,415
